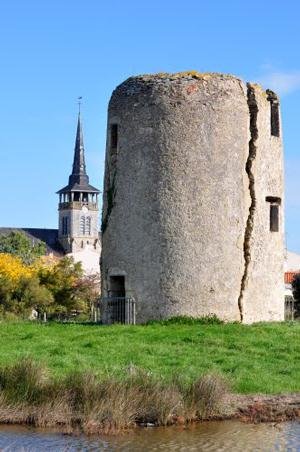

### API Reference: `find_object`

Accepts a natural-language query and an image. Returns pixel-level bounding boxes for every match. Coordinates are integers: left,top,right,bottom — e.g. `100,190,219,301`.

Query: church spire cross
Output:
78,96,82,115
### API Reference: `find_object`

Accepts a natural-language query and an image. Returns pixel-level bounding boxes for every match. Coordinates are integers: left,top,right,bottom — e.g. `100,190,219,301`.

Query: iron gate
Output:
101,297,136,324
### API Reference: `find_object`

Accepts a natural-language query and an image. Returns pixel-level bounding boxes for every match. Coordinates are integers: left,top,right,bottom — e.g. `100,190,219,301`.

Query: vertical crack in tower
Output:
238,84,258,322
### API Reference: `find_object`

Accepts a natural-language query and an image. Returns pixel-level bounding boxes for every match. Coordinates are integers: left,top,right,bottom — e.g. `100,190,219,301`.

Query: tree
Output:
38,256,90,316
0,253,35,316
14,276,54,315
0,253,98,320
0,231,46,264
0,253,34,282
291,275,300,318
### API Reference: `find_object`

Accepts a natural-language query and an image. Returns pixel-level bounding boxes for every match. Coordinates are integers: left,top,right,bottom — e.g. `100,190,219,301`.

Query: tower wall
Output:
101,73,285,323
242,85,285,322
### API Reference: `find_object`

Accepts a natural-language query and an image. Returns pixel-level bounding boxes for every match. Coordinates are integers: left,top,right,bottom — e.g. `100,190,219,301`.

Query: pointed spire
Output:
68,111,89,186
56,100,100,195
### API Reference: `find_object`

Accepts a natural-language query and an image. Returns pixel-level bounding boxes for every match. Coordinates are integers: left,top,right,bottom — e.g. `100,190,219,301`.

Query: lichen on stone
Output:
136,71,237,82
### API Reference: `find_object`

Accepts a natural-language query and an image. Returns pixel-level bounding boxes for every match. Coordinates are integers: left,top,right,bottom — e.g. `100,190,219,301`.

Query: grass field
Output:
0,320,299,394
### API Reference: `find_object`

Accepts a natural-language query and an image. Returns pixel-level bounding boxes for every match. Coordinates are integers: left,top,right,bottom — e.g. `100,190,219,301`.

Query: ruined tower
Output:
101,72,285,323
57,113,100,258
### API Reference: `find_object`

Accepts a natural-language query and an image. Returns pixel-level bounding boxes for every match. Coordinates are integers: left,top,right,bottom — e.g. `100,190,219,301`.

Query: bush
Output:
0,254,98,319
146,314,224,326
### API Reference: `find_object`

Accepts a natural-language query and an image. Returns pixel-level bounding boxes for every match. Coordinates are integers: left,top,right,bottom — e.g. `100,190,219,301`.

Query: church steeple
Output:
69,114,89,187
57,112,99,195
57,107,100,255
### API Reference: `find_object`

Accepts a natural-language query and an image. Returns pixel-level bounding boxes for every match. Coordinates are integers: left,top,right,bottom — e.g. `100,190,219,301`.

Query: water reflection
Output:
0,421,299,451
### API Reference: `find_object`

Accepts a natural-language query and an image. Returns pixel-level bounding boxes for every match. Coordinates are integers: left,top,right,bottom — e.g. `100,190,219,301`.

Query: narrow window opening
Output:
270,102,280,137
266,196,281,232
80,216,85,235
270,205,279,232
110,124,118,149
267,90,280,137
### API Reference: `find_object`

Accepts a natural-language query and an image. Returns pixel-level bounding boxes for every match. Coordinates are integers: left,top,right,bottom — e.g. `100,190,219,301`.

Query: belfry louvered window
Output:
86,216,91,235
80,216,92,235
80,216,86,235
62,216,69,235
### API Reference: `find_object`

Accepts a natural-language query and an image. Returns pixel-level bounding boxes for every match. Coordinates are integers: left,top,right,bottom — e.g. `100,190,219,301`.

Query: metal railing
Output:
101,297,136,324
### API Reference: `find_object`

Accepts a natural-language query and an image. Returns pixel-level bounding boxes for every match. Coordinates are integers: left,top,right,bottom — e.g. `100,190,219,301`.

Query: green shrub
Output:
146,314,224,326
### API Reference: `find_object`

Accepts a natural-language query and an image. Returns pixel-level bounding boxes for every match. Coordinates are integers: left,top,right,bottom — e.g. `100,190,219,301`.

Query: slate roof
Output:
0,228,64,256
57,114,100,194
57,183,100,194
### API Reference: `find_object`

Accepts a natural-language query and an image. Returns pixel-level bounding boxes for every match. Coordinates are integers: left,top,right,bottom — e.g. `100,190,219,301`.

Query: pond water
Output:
0,420,299,451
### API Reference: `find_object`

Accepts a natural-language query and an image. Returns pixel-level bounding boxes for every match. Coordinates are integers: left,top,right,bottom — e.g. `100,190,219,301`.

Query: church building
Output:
0,113,101,276
56,113,101,274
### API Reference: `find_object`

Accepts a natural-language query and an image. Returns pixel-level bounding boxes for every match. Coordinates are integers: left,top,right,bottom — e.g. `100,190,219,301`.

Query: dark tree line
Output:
291,275,300,318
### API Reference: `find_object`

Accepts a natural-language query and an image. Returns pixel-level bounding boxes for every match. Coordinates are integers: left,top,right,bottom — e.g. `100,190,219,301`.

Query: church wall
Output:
68,247,101,276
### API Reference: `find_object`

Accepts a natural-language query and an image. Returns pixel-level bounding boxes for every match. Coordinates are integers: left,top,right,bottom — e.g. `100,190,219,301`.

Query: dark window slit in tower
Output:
110,124,118,149
270,205,279,232
270,102,280,137
267,90,280,137
266,196,281,232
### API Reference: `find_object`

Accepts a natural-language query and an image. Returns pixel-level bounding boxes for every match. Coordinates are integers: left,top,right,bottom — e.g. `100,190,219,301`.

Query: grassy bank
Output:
0,320,299,394
0,359,231,433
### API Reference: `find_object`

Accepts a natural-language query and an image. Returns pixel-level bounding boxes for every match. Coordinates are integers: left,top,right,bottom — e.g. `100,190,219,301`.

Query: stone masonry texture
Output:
101,72,285,323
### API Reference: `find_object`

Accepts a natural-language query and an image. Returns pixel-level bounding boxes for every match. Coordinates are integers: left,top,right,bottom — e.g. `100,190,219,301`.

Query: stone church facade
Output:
0,114,101,276
57,114,101,274
101,72,285,324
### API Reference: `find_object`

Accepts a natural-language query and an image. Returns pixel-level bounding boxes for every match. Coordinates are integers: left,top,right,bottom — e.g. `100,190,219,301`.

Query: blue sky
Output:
0,0,300,250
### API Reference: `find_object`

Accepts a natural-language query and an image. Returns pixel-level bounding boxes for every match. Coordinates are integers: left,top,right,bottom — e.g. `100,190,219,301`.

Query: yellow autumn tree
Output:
0,253,35,282
0,253,54,317
0,254,94,319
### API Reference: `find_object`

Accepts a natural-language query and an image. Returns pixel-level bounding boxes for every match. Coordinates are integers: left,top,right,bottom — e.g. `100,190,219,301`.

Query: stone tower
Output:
57,113,100,256
101,72,285,323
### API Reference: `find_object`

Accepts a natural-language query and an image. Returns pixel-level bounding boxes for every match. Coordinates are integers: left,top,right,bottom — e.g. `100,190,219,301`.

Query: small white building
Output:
284,250,300,319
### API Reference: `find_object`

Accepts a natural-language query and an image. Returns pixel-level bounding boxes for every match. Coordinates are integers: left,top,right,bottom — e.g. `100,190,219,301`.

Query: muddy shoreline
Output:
230,393,300,423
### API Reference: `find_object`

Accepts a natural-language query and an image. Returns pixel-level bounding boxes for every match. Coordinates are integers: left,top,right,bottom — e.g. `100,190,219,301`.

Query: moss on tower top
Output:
136,70,237,81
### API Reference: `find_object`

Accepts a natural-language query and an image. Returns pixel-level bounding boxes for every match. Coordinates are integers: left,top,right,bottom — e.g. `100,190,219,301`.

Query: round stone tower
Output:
101,72,285,324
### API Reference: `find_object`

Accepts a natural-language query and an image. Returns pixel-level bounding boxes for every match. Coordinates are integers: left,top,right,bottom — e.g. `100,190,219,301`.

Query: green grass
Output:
0,320,299,394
